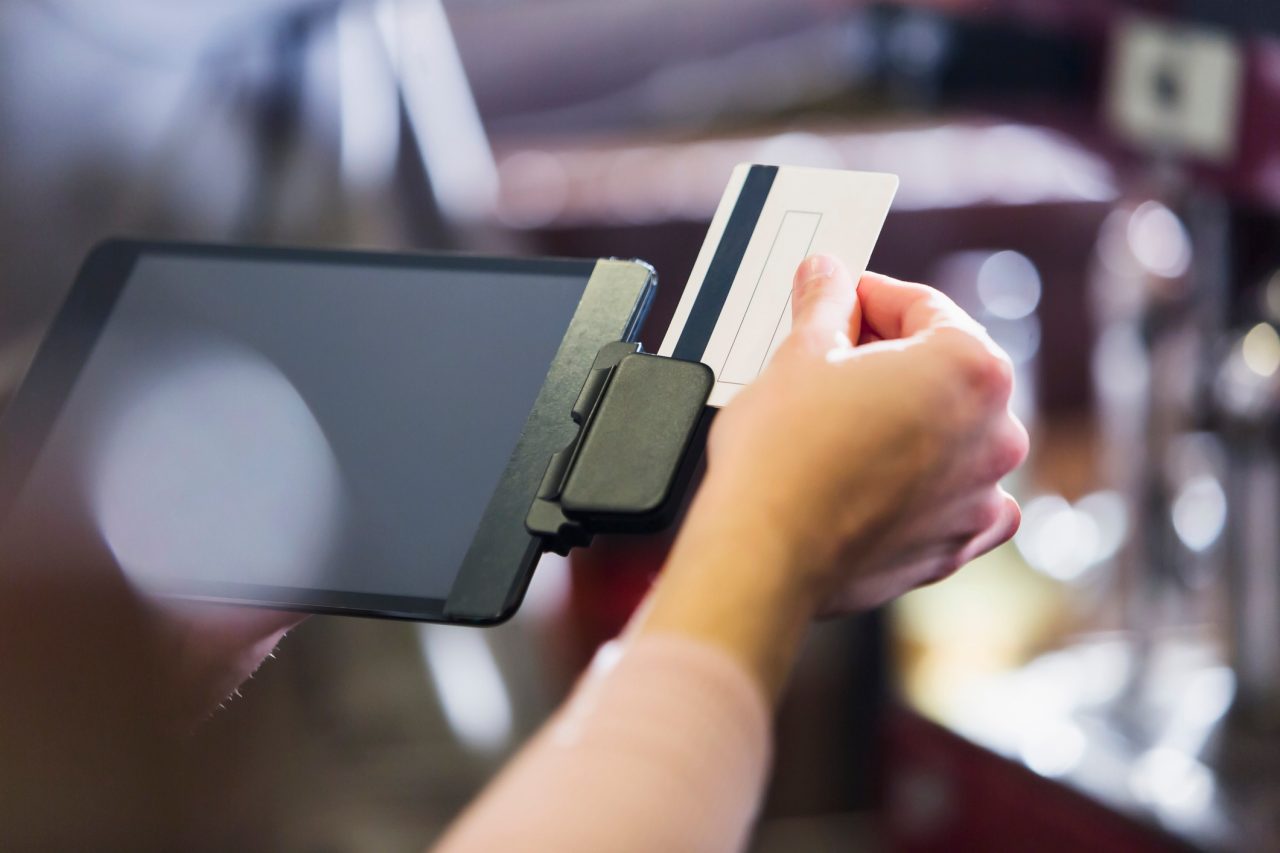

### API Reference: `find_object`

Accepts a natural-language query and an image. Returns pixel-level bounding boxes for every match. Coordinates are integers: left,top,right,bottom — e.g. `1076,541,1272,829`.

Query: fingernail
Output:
797,254,837,285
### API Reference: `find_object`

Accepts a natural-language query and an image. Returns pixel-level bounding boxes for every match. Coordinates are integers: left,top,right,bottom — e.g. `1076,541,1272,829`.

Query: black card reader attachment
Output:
526,342,714,555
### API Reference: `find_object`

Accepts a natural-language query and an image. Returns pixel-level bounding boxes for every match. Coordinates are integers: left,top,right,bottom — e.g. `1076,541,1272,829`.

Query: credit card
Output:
659,163,898,407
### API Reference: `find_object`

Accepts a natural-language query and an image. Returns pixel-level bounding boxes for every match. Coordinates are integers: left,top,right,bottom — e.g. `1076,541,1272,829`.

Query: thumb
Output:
790,254,859,355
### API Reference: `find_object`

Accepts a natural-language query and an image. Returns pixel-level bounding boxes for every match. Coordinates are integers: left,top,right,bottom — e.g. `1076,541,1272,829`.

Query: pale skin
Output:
176,252,1028,712
636,253,1028,701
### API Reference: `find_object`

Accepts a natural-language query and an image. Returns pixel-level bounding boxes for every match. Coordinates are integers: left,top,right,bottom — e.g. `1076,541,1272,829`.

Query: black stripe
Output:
673,164,777,361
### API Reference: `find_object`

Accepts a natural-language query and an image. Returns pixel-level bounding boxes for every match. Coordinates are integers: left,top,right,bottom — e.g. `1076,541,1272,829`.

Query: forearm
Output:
151,603,305,729
435,485,822,853
434,632,772,853
435,255,1028,852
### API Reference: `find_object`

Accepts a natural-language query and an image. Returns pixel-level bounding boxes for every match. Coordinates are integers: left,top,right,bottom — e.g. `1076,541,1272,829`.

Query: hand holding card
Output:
659,164,898,406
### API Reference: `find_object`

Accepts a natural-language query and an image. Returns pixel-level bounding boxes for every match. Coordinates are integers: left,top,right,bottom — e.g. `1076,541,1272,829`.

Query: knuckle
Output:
935,327,1014,402
926,555,964,586
987,350,1016,399
1001,417,1031,470
921,290,960,316
981,418,1030,481
970,347,1014,402
933,325,982,364
972,492,1005,531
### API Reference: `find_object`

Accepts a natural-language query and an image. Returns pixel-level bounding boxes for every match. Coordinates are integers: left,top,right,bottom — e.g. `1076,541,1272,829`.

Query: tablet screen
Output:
0,251,590,605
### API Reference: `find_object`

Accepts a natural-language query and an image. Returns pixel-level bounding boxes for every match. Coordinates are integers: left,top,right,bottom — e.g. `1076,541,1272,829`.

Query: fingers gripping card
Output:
659,164,898,407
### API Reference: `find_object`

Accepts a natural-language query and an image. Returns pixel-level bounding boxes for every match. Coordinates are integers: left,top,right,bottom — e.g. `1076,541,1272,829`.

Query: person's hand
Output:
701,254,1028,614
152,602,305,728
638,253,1028,698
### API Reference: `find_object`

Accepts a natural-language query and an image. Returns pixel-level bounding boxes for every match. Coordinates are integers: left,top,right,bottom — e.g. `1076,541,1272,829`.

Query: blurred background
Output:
3,0,1280,849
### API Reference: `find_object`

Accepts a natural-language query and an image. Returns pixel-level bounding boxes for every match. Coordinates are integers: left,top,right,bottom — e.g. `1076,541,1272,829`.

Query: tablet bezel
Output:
0,240,656,624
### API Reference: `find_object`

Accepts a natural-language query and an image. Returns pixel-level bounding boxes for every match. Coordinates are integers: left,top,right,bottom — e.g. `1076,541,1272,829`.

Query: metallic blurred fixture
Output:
1214,313,1280,733
372,0,498,225
1088,194,1216,727
1063,148,1280,850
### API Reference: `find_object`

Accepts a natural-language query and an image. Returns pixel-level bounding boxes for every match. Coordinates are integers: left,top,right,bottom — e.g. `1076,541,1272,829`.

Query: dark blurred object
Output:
866,2,1100,113
884,708,1183,852
449,0,863,136
1180,1,1280,37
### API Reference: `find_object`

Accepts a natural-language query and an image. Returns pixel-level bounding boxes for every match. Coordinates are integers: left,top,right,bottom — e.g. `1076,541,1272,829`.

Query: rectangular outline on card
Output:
716,209,822,387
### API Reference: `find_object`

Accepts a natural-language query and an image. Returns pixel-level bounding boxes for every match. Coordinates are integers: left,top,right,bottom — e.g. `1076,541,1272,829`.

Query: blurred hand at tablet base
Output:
152,602,305,728
639,253,1028,699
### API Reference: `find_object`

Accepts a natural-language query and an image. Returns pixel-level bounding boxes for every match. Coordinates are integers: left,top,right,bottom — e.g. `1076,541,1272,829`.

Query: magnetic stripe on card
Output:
672,164,778,362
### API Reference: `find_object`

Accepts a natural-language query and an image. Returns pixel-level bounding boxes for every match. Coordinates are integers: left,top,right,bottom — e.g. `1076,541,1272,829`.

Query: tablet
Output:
0,241,656,624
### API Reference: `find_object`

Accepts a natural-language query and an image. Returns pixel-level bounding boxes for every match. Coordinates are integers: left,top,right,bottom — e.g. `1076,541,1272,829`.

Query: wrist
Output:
633,484,819,703
687,475,838,602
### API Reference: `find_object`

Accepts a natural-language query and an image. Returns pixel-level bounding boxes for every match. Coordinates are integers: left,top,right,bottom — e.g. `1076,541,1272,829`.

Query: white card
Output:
659,163,898,407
